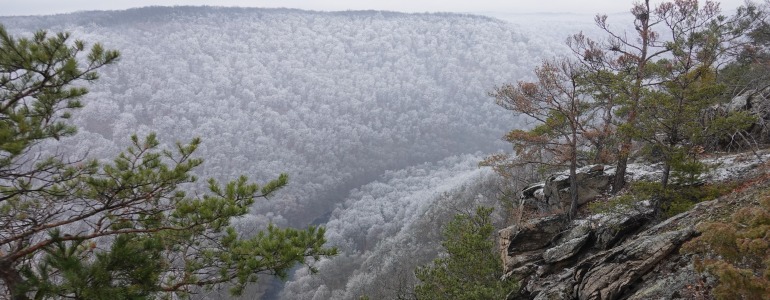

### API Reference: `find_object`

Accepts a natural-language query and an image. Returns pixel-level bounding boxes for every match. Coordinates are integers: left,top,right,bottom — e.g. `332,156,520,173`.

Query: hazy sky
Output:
0,0,749,16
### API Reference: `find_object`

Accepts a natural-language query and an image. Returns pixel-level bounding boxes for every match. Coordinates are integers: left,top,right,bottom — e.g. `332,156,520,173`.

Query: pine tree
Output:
413,206,517,300
487,58,593,220
0,25,336,299
638,0,757,190
568,0,759,194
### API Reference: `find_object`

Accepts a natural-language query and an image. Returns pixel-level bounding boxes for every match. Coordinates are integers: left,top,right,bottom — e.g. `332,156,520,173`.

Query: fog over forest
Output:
1,7,612,299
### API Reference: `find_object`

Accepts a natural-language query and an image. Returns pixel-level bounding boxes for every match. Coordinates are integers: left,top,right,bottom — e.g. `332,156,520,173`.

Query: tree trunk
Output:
612,154,628,194
569,127,579,221
0,260,29,300
613,0,652,194
661,161,671,190
568,163,579,221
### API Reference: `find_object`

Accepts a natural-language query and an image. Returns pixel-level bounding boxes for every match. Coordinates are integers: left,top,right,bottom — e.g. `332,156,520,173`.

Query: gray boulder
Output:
542,224,591,264
499,215,565,273
543,165,611,211
519,165,612,214
591,205,654,249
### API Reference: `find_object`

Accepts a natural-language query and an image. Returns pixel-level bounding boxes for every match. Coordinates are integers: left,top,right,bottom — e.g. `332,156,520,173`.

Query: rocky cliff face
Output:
703,90,770,148
499,151,770,300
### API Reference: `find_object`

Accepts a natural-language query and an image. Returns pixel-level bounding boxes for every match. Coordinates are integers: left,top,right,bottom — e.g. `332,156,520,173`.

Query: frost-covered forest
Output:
1,7,608,299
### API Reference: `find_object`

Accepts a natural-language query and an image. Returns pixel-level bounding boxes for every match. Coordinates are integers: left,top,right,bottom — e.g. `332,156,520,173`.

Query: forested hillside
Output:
0,7,603,299
3,7,542,226
283,154,503,299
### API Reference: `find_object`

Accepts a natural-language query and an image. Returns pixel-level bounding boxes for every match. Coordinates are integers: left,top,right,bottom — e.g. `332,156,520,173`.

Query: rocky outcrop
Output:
729,91,770,131
542,224,590,264
519,165,612,214
500,200,702,300
499,215,565,276
499,151,770,300
576,228,694,299
705,90,770,144
498,154,770,299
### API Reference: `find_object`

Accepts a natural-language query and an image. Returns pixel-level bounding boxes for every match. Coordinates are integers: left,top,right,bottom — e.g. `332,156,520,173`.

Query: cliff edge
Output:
499,150,770,299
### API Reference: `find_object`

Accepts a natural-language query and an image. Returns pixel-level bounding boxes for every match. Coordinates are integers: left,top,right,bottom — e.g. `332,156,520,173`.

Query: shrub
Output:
681,190,770,300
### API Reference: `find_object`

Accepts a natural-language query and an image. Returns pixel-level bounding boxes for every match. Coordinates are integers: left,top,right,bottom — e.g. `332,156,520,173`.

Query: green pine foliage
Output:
19,232,163,299
589,180,734,218
413,206,517,300
0,25,336,299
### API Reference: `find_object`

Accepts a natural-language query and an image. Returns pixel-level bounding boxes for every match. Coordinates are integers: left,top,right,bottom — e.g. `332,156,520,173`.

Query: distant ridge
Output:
0,5,501,29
